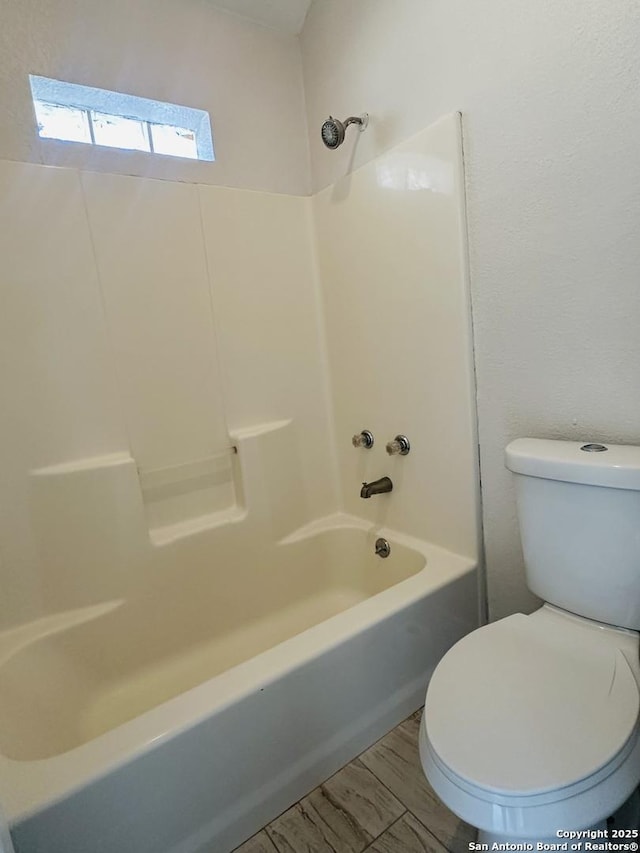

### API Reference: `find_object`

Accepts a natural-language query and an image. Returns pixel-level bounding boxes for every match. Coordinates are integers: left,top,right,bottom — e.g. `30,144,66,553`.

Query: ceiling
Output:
208,0,313,35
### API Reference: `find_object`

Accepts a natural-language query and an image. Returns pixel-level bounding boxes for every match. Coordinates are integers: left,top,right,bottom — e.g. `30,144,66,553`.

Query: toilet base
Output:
475,789,639,844
609,789,640,831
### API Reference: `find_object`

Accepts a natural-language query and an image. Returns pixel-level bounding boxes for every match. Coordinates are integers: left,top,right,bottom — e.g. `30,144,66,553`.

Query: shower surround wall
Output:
0,159,337,629
313,115,478,561
0,0,482,624
0,110,478,630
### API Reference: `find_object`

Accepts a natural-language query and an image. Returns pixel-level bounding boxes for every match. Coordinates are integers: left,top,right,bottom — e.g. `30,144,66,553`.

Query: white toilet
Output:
420,438,640,841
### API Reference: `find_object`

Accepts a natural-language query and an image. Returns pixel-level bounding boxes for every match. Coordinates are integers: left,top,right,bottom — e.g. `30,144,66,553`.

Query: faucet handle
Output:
352,430,374,449
386,435,410,456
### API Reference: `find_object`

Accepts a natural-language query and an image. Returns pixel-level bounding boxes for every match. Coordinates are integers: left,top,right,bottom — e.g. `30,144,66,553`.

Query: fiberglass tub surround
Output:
0,113,480,853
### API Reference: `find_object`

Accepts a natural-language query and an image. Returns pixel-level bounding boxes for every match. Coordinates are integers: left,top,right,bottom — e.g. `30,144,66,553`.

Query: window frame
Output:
29,75,214,162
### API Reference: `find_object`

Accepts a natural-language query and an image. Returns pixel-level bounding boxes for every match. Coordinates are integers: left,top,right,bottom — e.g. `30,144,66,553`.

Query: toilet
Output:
420,438,640,841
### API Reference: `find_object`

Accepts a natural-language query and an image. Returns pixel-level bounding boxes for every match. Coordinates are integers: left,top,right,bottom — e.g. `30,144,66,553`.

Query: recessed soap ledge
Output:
141,446,239,544
25,420,302,555
149,419,300,545
148,505,246,547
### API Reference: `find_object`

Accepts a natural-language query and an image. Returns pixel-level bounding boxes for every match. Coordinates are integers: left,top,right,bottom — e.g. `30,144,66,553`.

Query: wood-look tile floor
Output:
233,709,476,853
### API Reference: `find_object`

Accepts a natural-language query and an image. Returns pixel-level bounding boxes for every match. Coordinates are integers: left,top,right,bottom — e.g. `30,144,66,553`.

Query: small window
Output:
29,76,214,162
34,101,92,144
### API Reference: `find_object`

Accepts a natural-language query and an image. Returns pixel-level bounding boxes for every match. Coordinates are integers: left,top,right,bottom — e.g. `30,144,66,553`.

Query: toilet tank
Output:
505,438,640,630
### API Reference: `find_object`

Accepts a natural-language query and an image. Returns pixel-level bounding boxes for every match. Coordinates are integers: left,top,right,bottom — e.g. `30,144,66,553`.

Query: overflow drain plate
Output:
375,538,391,558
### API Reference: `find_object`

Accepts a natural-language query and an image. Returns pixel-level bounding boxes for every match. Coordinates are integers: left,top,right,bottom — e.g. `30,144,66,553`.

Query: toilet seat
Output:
425,608,639,798
421,607,640,835
420,721,640,838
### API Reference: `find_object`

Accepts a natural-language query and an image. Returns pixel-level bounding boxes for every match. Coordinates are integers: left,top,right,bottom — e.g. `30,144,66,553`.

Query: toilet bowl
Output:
420,605,640,839
420,439,640,840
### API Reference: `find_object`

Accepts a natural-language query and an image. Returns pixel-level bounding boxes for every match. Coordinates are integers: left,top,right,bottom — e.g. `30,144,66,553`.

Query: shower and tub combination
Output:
0,112,479,852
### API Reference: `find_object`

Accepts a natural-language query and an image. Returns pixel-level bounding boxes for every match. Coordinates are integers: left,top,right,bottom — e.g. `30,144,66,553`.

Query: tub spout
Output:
360,477,393,499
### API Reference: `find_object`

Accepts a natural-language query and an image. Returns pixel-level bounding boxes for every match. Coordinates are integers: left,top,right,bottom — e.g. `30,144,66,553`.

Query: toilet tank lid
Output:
505,438,640,490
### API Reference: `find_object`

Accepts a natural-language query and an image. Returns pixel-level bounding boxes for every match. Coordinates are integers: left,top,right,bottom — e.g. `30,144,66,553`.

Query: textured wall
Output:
302,0,640,618
0,0,310,194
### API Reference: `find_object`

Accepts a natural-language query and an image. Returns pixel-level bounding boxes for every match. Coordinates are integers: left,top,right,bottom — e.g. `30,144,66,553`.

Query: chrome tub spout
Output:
360,477,393,499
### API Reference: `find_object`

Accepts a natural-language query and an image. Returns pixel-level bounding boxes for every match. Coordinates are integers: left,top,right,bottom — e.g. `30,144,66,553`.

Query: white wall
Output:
0,0,310,194
301,0,640,618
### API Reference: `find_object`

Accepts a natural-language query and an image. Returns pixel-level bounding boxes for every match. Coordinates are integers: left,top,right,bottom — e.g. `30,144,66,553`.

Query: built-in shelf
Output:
149,506,247,547
27,419,302,551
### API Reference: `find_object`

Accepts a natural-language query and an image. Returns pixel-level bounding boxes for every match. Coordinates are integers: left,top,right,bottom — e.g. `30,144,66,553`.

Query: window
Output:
29,76,214,162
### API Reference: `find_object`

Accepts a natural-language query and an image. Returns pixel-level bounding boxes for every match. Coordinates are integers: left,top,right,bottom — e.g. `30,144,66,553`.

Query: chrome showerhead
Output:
321,113,369,150
321,117,344,149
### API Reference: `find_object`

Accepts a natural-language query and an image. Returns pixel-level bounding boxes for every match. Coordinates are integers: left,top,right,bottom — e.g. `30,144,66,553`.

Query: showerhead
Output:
321,113,369,150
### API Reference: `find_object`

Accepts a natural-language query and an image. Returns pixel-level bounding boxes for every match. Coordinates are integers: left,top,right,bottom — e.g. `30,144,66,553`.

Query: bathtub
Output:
0,514,478,853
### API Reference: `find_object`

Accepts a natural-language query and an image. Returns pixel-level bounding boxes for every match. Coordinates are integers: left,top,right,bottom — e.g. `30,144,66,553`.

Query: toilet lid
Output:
426,613,639,797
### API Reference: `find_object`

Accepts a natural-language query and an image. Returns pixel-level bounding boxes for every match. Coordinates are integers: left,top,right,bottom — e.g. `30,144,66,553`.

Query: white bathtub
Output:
0,515,478,853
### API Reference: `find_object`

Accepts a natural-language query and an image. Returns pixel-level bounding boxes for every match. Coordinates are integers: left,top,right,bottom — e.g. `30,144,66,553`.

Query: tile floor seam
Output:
355,761,413,814
353,756,461,849
265,832,279,853
355,715,473,852
263,818,280,851
351,711,421,808
263,823,281,852
406,808,455,853
361,811,409,853
353,742,423,816
260,715,417,844
365,806,408,848
355,714,434,821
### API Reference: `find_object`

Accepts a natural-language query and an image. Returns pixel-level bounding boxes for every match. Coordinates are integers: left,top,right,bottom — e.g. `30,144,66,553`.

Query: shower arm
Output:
343,115,369,132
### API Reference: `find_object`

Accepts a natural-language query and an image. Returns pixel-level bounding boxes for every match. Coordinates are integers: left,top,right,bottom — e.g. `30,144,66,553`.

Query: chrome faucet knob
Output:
386,435,410,456
352,430,374,449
